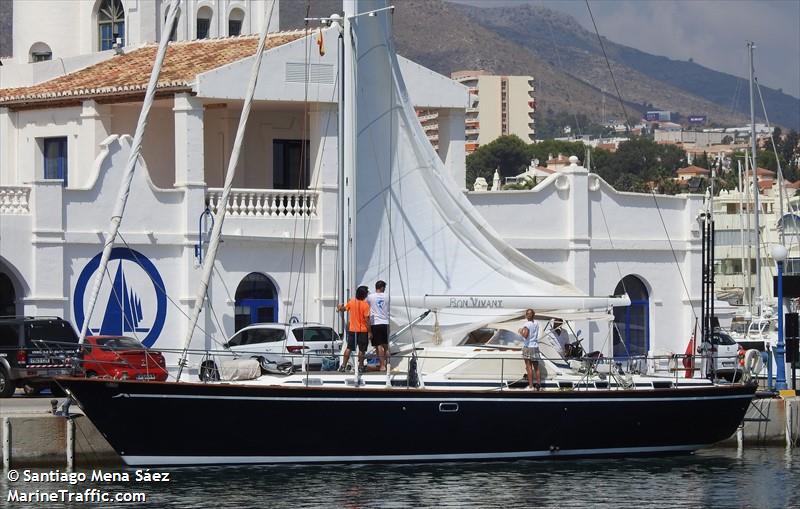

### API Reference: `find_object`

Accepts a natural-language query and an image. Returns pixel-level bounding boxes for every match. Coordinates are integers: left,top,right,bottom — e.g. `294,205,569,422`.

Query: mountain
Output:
280,0,799,131
452,3,799,131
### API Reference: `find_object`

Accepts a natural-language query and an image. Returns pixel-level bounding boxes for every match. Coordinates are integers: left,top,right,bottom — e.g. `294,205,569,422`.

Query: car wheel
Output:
86,371,98,379
0,368,16,398
22,384,42,396
199,361,219,382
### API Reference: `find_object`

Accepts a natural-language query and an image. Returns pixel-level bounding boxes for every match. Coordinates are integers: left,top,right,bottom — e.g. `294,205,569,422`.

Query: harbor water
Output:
3,447,798,508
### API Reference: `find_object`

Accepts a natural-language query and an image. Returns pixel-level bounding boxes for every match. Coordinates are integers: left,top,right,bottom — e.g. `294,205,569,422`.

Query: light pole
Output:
771,244,788,390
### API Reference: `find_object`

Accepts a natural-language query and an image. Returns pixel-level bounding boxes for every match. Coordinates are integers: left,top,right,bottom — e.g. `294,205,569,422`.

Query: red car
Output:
82,336,168,381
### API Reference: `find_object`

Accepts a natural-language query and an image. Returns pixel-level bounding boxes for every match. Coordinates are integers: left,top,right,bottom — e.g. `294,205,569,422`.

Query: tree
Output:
465,135,531,188
527,139,586,166
656,177,681,195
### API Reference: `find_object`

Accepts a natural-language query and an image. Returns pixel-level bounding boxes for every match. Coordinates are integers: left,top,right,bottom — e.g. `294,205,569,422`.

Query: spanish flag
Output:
317,28,325,56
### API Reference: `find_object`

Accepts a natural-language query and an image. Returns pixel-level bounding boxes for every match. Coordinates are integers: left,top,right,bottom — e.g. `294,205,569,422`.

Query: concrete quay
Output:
1,397,121,467
719,394,800,447
1,395,797,468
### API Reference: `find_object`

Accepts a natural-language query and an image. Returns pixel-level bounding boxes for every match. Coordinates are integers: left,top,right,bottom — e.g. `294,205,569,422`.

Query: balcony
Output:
0,186,31,215
206,188,319,218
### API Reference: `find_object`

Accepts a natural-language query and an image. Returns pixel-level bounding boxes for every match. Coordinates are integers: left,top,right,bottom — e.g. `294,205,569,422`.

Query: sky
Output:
451,0,800,99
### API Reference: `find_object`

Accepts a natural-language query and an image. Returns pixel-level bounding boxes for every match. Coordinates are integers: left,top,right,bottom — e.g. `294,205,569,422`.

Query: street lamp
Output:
771,243,788,390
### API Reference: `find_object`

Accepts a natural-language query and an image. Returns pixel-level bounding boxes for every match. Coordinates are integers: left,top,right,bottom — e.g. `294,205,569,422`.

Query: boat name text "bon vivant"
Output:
448,297,504,308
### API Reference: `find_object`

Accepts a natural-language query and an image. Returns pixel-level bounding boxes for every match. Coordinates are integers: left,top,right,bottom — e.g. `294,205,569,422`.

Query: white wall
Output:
468,162,704,356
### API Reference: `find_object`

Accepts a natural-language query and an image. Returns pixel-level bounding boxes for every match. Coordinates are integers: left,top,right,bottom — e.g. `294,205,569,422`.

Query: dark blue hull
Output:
57,377,756,466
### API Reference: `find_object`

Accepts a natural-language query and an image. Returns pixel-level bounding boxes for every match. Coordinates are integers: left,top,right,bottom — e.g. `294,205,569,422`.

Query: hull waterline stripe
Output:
122,444,705,466
113,393,753,403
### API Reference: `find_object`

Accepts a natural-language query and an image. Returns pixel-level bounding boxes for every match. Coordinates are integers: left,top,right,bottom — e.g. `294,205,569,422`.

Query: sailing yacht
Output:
57,0,755,466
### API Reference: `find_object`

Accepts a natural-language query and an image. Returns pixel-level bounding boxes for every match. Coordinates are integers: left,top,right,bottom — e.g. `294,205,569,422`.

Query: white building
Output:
0,2,468,369
468,158,704,358
0,0,704,368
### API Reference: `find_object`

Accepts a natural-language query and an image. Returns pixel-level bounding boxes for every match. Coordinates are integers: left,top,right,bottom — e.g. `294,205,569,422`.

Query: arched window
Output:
0,272,17,316
228,8,244,36
98,0,125,51
234,273,278,331
29,42,52,62
196,6,213,39
612,275,649,358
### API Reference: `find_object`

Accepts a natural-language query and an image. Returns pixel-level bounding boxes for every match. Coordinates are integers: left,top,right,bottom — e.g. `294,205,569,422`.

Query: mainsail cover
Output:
349,1,607,341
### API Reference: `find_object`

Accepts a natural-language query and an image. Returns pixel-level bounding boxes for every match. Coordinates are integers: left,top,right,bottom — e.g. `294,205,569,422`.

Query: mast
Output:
343,1,357,300
738,159,749,308
336,15,347,332
78,0,180,343
748,41,762,315
176,1,276,381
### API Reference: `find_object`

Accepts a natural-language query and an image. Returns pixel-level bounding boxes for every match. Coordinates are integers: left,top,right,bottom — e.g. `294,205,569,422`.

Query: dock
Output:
1,394,798,467
1,397,120,467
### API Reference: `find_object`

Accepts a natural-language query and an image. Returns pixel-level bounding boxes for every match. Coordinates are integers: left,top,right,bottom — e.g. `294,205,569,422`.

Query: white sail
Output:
348,1,621,341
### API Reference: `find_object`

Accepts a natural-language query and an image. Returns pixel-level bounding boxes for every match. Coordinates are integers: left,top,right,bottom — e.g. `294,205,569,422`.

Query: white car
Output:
702,331,743,381
223,323,342,369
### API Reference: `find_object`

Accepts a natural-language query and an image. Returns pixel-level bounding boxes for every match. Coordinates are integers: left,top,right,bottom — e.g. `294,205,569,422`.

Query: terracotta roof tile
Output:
0,31,306,107
677,165,710,174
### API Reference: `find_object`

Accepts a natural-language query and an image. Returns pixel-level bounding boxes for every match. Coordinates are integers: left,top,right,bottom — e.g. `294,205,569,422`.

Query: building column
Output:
79,100,111,188
27,180,67,316
173,93,207,352
563,156,591,292
310,103,339,323
436,108,467,190
173,93,205,187
0,107,15,185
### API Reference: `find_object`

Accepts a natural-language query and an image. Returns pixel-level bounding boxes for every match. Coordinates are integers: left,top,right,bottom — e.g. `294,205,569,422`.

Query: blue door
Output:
613,275,649,358
235,273,278,331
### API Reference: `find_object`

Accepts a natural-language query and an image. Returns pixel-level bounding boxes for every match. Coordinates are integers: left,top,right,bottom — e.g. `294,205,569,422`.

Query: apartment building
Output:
417,71,535,155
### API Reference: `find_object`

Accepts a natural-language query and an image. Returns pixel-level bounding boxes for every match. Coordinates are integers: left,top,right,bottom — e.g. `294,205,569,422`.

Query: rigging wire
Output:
755,77,800,256
584,0,631,134
538,0,583,136
648,192,700,324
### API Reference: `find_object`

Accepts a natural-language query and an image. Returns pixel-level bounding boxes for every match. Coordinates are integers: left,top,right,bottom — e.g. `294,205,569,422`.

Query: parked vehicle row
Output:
0,315,168,397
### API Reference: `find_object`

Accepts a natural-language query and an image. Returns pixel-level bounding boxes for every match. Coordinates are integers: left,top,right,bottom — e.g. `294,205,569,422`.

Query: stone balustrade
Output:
0,186,31,214
206,188,319,218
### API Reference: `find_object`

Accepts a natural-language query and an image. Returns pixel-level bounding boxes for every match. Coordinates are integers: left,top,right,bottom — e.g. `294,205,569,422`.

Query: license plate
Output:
136,373,156,380
721,362,734,367
313,349,334,356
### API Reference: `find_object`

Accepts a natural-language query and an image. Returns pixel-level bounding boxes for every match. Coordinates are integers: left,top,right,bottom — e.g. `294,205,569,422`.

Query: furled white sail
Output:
348,1,625,343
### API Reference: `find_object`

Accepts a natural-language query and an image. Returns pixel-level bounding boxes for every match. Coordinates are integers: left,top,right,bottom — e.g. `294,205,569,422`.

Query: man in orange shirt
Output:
337,285,371,372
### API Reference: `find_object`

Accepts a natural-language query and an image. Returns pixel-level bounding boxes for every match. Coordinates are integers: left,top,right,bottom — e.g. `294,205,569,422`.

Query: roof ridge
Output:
139,29,310,48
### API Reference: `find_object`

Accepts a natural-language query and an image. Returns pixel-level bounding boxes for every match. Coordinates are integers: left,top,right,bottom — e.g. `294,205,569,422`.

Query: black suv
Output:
0,316,81,397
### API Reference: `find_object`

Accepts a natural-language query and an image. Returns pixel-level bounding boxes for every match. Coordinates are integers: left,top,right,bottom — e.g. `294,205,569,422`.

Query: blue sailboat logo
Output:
74,247,166,347
94,262,150,335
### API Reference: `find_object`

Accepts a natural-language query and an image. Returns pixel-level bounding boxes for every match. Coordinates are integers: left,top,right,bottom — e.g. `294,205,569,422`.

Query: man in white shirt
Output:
549,319,570,356
519,308,541,389
366,280,389,371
